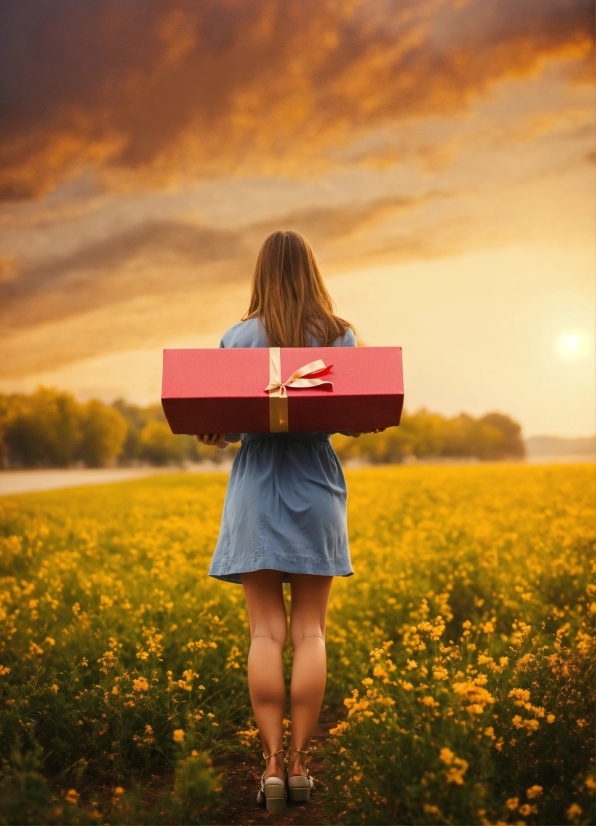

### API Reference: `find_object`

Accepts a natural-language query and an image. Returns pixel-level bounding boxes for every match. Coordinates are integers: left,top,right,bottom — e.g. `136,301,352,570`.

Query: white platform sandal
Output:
286,746,315,802
256,749,286,812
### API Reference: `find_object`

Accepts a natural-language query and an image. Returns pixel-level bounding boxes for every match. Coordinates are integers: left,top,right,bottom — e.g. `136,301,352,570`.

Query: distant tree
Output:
400,409,446,458
0,395,9,469
478,412,525,458
112,400,233,465
441,414,473,457
112,400,168,463
332,408,525,464
76,401,127,467
138,420,184,465
3,388,81,467
113,400,147,462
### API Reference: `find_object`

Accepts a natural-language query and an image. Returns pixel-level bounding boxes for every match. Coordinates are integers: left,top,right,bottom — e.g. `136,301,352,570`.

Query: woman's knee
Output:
242,569,288,648
251,615,288,649
289,574,332,648
290,624,325,650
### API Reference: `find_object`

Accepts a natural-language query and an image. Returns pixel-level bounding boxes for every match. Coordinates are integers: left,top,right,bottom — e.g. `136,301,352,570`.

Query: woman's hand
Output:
196,434,229,450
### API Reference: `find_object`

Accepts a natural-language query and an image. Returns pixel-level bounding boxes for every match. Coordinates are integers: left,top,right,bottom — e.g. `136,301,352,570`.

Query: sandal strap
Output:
263,749,285,761
288,746,311,765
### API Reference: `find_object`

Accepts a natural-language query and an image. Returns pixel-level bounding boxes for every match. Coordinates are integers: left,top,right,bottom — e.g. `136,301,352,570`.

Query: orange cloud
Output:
0,0,592,199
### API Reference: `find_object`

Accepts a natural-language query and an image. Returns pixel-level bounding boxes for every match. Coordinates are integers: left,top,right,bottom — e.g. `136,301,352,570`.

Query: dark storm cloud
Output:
0,0,592,200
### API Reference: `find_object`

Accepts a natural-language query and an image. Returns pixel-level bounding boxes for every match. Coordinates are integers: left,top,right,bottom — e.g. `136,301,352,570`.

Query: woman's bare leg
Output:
242,569,287,780
288,574,333,777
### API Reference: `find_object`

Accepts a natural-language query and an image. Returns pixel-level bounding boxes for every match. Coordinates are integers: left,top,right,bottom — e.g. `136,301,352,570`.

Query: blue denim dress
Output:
208,317,356,584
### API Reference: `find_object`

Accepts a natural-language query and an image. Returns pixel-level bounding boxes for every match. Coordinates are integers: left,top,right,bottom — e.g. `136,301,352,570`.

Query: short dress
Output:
208,317,356,584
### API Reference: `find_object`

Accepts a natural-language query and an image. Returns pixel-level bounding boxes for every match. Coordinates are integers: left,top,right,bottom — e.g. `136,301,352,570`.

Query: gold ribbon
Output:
265,347,333,432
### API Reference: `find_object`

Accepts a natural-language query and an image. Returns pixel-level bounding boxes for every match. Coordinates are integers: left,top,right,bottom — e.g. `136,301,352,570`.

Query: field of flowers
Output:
0,463,593,825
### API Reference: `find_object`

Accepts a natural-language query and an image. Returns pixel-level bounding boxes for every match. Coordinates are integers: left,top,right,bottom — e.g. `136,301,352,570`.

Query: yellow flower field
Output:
0,464,593,825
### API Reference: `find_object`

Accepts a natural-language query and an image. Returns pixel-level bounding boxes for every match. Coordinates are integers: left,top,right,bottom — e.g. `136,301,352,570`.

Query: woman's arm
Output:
196,434,229,449
342,429,386,437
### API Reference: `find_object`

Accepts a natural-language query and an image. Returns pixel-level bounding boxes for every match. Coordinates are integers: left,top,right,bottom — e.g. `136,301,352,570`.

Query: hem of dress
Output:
209,562,354,585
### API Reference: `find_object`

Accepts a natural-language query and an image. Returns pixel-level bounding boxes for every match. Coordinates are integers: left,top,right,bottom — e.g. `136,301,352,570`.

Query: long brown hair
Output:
243,230,355,347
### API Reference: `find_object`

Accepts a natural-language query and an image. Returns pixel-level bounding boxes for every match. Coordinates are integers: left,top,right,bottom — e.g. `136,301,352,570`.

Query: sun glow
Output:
555,331,592,360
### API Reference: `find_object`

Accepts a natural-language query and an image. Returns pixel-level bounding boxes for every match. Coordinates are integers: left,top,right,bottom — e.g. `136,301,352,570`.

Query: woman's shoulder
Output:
219,317,268,348
330,327,357,347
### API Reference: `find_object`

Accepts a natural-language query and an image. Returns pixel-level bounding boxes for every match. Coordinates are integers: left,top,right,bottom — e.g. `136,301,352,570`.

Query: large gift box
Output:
161,346,404,434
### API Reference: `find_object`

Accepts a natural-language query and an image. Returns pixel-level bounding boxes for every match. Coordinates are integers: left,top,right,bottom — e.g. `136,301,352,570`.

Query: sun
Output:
555,331,592,360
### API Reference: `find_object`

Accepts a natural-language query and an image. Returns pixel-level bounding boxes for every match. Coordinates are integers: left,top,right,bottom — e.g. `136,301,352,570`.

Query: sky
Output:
0,0,594,437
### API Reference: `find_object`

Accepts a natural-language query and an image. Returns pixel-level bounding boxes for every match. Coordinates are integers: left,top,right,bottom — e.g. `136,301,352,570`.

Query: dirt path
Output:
210,714,336,825
0,464,231,496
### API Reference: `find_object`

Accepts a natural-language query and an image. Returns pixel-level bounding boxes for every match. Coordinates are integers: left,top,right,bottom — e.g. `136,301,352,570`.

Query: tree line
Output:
0,388,524,469
333,409,525,464
0,389,218,469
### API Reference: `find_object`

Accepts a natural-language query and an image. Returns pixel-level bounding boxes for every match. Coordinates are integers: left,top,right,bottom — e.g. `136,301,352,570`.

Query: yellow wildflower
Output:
329,721,350,736
519,803,537,816
439,746,468,783
445,760,469,785
453,680,495,712
424,804,440,815
509,687,531,705
439,748,455,764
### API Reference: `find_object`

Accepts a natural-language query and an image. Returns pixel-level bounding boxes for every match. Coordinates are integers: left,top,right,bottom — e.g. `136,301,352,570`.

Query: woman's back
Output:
220,316,356,350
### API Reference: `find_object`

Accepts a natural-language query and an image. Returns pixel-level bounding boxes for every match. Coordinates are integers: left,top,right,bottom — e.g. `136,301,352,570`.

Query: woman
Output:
197,230,378,811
